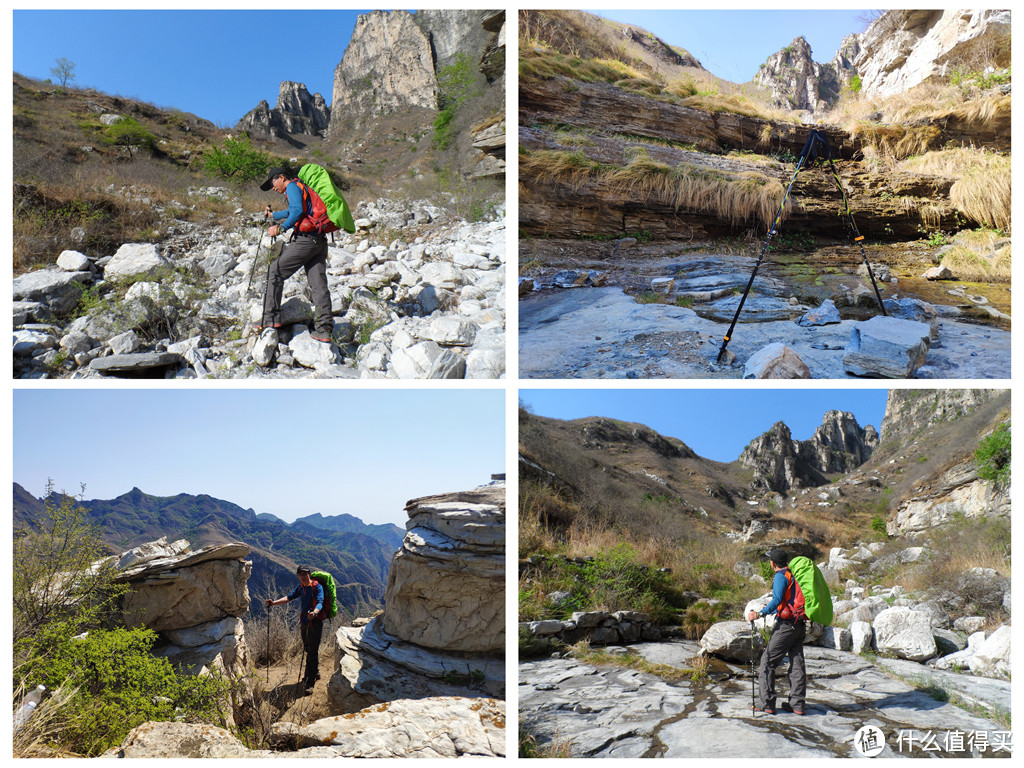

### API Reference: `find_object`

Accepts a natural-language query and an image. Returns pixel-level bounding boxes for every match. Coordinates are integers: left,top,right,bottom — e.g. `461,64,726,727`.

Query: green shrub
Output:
975,422,1010,485
204,135,272,182
103,117,156,162
848,74,862,94
17,627,226,755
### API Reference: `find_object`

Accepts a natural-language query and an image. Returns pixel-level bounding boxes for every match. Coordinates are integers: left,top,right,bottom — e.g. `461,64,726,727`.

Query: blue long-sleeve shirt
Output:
760,569,789,616
272,181,310,232
286,580,324,625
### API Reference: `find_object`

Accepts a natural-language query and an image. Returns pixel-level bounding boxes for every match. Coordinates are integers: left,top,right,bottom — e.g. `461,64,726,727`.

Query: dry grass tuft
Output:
950,163,1011,232
940,245,1011,283
521,148,787,229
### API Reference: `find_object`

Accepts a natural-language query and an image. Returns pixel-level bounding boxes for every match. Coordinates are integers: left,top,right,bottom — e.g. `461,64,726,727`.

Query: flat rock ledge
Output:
102,697,505,758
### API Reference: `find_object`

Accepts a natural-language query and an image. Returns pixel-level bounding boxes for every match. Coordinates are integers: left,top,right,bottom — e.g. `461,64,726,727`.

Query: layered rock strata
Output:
329,479,505,711
114,537,251,678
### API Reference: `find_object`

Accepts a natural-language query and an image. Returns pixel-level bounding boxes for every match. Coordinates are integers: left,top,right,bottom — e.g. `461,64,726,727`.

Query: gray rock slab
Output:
520,645,1008,758
844,316,931,378
875,657,1011,715
90,352,184,376
519,287,1008,379
13,269,91,314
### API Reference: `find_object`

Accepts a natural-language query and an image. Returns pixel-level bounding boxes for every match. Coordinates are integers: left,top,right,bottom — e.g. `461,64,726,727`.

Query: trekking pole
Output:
247,214,271,294
824,155,888,316
297,624,306,686
716,146,808,364
267,604,271,685
750,619,756,717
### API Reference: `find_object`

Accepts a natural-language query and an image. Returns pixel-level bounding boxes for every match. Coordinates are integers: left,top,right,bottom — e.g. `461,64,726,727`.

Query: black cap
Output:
765,548,789,567
296,565,312,575
260,166,289,191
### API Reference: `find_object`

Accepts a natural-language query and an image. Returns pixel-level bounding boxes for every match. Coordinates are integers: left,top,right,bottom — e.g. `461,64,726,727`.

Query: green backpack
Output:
297,163,355,234
787,556,833,625
310,570,339,619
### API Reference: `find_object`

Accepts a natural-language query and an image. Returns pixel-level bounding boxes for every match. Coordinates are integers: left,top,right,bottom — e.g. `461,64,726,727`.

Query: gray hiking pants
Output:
261,232,332,334
757,618,806,711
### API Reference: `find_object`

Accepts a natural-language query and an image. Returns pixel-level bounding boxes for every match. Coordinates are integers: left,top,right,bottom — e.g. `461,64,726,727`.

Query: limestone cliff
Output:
331,10,437,122
879,389,1004,446
856,10,1011,97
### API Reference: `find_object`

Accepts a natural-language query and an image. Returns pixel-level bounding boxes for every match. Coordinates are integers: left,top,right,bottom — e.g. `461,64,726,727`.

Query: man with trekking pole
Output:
255,167,334,344
265,565,326,695
747,548,807,715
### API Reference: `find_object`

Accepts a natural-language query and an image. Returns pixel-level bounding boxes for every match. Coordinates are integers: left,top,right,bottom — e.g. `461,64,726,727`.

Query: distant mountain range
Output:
13,483,406,620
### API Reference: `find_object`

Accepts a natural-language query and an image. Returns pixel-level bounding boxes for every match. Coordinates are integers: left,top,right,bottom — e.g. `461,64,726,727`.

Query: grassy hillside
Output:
519,395,1010,638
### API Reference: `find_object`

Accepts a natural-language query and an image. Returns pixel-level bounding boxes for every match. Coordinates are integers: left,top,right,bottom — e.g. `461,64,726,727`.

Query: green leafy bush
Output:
204,135,272,182
975,422,1010,484
103,117,156,161
18,627,226,755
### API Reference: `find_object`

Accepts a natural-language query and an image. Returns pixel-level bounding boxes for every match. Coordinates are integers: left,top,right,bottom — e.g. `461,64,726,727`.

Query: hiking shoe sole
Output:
311,333,332,343
254,323,281,333
751,706,774,714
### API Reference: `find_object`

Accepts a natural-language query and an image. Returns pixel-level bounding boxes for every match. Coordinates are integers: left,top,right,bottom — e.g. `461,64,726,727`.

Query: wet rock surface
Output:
519,285,1008,380
519,641,1009,758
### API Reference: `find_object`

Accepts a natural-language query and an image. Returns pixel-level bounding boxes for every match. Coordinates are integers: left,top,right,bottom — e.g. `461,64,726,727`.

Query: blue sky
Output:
589,10,871,83
520,389,887,463
14,389,505,526
13,10,371,127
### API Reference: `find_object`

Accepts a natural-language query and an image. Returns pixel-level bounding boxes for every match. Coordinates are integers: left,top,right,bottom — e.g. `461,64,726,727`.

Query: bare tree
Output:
50,57,76,88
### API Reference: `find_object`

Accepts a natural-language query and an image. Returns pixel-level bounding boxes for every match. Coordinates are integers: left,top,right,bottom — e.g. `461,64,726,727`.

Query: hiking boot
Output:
311,330,332,343
781,702,805,715
751,705,774,715
253,322,281,333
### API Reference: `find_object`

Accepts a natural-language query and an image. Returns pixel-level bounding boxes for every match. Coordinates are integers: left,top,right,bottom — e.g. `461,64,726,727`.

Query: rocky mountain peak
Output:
752,34,856,113
740,412,875,493
856,10,1011,98
236,81,330,138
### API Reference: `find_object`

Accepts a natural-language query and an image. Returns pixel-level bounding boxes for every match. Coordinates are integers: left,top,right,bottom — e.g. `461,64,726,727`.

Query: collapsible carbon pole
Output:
715,130,887,365
822,152,888,316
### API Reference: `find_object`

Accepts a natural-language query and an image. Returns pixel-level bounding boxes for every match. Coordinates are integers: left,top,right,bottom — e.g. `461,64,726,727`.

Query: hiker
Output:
256,166,333,343
747,548,806,715
266,565,325,694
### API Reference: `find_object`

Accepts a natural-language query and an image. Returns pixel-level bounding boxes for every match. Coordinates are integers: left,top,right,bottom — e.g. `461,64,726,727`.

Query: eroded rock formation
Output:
329,479,505,712
114,537,251,678
236,82,330,138
739,411,876,493
104,697,506,758
856,10,1011,97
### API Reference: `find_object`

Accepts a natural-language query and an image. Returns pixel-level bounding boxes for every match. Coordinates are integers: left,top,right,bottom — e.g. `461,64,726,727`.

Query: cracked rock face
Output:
106,538,252,679
856,10,1011,97
331,10,437,121
381,481,505,652
519,641,1009,758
